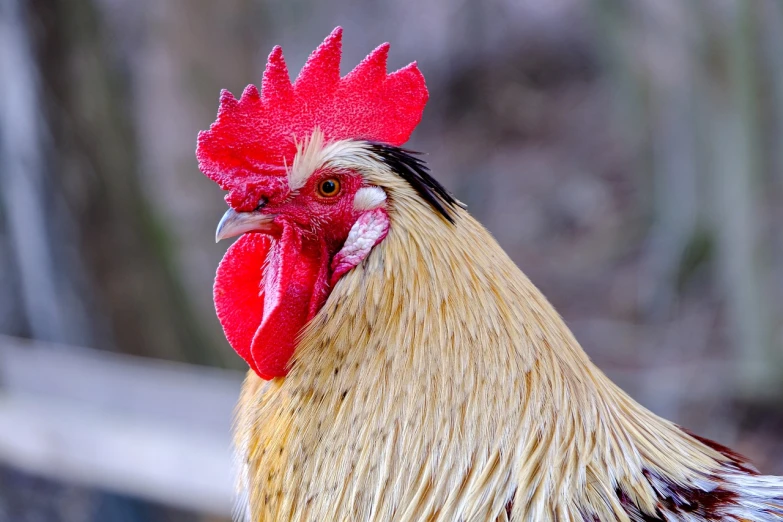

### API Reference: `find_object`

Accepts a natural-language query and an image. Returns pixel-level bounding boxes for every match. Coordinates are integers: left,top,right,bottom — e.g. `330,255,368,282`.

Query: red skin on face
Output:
214,171,382,379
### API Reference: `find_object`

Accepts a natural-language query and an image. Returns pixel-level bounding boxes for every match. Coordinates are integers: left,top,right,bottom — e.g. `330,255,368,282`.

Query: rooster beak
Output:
215,208,277,242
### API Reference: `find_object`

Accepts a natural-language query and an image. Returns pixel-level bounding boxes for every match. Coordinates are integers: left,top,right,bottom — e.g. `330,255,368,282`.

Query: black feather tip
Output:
368,143,462,224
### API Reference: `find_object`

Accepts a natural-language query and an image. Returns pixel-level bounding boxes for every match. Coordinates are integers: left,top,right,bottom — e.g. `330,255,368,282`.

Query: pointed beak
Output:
215,208,277,242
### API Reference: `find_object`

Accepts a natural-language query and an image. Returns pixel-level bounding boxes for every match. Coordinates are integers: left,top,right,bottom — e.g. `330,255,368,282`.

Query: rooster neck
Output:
235,201,782,521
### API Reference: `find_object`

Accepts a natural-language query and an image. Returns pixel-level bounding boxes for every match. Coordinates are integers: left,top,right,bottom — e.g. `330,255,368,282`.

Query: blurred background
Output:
1,0,782,520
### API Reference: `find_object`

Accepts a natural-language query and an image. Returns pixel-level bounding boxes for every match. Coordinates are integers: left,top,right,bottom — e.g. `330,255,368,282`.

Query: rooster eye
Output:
317,178,341,198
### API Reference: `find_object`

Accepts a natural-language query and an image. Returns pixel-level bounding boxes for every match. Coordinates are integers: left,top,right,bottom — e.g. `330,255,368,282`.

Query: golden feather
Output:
234,143,783,522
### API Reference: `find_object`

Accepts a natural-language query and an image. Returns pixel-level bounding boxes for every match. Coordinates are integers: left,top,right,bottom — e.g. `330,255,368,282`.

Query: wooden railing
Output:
0,335,244,516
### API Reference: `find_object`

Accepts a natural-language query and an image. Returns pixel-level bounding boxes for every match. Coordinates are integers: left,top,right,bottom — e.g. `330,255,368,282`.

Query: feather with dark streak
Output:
369,143,463,223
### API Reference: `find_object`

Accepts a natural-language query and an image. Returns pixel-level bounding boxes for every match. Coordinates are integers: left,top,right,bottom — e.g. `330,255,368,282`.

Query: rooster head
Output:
197,28,455,379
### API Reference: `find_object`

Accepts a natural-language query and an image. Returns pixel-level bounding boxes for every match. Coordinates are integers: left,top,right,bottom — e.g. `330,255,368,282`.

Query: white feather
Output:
353,186,387,211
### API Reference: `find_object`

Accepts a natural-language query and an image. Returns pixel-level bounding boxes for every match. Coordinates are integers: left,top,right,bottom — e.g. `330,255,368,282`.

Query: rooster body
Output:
198,29,783,522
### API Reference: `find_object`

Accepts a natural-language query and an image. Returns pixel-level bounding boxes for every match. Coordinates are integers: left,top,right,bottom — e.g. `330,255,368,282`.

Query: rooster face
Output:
210,134,395,380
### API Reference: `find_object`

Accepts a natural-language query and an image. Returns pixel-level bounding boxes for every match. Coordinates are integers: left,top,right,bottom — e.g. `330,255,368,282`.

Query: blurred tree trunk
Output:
698,0,778,398
593,0,781,403
636,0,700,322
0,0,102,348
1,0,222,365
758,0,783,183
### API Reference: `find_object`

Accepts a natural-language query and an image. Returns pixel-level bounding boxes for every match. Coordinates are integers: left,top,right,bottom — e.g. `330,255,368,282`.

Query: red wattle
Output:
214,223,330,380
213,234,270,374
250,224,329,378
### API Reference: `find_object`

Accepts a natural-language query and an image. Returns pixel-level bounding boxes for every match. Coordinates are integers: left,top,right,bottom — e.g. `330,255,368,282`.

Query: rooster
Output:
197,28,783,522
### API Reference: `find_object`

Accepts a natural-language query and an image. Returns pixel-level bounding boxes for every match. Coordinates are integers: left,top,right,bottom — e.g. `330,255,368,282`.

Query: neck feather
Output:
243,189,751,521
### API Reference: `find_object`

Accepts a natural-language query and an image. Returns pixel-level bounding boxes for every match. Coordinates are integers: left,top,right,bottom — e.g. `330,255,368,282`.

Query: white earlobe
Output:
353,186,387,211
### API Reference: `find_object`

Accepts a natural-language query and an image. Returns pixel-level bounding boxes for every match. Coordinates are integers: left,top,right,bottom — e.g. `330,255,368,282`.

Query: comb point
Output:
241,84,260,101
219,89,238,109
262,46,292,102
327,26,343,42
346,42,390,84
295,27,343,90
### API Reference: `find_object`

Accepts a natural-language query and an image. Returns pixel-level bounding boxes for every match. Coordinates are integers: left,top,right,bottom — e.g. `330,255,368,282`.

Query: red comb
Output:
197,27,429,210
